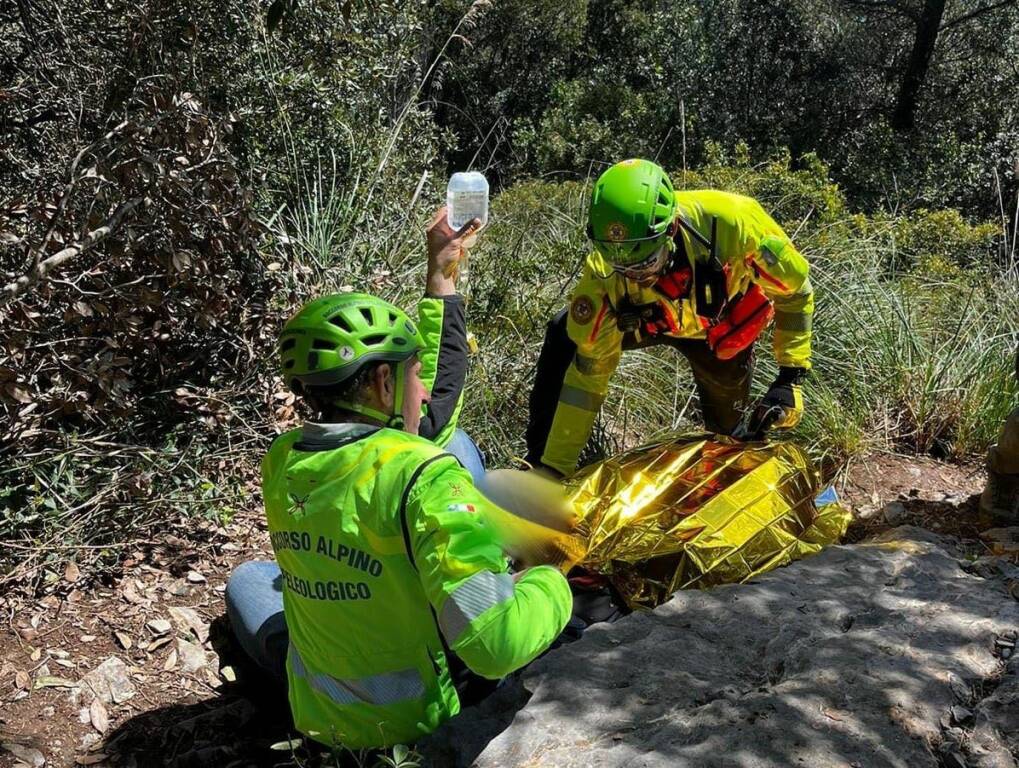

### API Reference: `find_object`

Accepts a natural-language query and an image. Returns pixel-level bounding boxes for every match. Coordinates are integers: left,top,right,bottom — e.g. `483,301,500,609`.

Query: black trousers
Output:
525,309,755,468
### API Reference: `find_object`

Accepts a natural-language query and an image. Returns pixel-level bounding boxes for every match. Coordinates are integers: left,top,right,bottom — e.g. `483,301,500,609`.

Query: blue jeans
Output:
444,428,486,484
226,428,486,678
225,560,288,682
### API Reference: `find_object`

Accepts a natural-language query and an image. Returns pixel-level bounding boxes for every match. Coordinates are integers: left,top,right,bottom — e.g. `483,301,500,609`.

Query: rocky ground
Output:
1,452,1017,768
421,526,1019,768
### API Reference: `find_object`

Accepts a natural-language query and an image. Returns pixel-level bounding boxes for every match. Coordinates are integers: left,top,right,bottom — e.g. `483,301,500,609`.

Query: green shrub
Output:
894,209,1000,275
515,81,673,173
0,0,461,588
679,145,847,229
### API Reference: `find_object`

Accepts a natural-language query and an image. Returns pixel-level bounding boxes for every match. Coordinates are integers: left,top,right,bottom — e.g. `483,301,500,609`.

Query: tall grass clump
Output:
793,240,1018,469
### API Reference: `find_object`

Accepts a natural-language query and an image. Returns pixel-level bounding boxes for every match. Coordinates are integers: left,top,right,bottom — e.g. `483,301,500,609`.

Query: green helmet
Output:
279,292,424,393
588,159,677,266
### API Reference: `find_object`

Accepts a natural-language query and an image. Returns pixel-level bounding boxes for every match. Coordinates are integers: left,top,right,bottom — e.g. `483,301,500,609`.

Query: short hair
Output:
298,361,387,417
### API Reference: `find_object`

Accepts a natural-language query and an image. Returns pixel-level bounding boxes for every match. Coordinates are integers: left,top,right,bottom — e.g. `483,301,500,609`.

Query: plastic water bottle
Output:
446,171,489,231
446,172,488,297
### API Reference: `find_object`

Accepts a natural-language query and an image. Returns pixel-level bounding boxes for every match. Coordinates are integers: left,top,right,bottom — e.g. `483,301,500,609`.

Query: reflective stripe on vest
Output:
438,570,515,645
289,644,426,707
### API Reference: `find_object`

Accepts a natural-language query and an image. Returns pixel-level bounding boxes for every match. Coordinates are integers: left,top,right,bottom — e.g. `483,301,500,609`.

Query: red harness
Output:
648,254,773,359
614,218,775,358
654,266,693,301
705,283,774,360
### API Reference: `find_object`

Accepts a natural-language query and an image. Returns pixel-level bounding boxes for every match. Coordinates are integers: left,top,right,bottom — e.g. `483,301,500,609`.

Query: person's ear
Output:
375,363,395,409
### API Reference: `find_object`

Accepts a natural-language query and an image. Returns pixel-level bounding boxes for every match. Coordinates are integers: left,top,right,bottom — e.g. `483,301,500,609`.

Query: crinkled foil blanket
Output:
499,434,851,610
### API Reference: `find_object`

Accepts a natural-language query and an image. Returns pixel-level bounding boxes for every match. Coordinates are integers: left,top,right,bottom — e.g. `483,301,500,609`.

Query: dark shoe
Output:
980,468,1019,522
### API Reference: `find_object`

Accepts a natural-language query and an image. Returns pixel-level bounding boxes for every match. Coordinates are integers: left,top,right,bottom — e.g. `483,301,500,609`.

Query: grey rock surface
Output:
883,500,908,525
421,526,1019,768
969,656,1019,768
80,656,136,705
176,637,210,674
1,742,46,767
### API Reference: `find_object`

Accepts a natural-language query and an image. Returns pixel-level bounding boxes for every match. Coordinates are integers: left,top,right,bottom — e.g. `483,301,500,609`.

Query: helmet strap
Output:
388,360,408,430
331,360,408,429
331,399,392,426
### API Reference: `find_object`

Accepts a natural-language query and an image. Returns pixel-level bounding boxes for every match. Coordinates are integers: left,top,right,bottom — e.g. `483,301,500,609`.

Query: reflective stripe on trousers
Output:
289,645,426,707
774,310,812,332
438,570,515,645
558,384,605,412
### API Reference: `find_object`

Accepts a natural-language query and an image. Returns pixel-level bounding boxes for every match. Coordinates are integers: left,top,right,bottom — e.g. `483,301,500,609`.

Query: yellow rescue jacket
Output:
542,190,814,476
264,426,572,748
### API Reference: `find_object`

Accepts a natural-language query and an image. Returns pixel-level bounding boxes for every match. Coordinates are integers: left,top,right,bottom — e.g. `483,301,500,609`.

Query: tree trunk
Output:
892,0,948,132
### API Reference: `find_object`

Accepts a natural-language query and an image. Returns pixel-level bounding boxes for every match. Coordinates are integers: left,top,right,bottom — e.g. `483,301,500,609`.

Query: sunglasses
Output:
608,242,671,279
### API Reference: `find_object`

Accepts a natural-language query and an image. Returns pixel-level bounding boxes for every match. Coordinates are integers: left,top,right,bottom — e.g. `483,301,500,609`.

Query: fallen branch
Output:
0,197,144,308
30,122,129,271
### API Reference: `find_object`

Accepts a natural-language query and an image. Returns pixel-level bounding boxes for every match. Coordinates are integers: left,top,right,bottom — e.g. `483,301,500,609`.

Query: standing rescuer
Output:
228,210,572,750
526,158,814,477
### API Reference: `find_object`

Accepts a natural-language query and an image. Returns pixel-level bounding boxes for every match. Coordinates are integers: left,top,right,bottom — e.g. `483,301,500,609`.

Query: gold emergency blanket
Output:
566,434,850,608
482,434,851,610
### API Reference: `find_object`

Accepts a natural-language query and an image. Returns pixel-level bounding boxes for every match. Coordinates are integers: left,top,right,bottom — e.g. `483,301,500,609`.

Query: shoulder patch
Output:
759,236,786,266
570,295,595,325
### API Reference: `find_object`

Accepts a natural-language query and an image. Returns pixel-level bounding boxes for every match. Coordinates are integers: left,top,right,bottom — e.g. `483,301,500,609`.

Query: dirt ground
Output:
0,510,299,768
839,451,990,541
0,451,1012,768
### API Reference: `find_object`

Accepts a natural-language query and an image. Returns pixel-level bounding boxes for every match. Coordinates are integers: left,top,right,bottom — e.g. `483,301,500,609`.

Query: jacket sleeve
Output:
725,197,813,369
541,265,624,477
416,294,469,447
404,456,573,679
756,235,813,369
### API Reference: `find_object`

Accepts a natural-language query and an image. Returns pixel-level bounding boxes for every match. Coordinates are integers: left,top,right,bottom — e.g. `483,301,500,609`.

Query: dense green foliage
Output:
429,0,1019,216
1,0,1017,588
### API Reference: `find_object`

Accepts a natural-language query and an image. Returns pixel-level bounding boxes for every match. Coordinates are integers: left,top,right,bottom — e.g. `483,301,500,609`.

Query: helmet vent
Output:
284,359,295,369
312,338,334,351
359,307,374,326
329,315,352,333
362,333,387,346
280,337,297,352
388,312,399,326
393,337,406,346
307,352,319,368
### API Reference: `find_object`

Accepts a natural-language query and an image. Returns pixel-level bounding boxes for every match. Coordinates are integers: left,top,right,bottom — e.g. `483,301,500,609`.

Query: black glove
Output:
737,367,807,440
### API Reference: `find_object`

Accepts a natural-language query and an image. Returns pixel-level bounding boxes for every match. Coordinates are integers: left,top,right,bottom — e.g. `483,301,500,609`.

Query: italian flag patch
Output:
446,503,476,514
